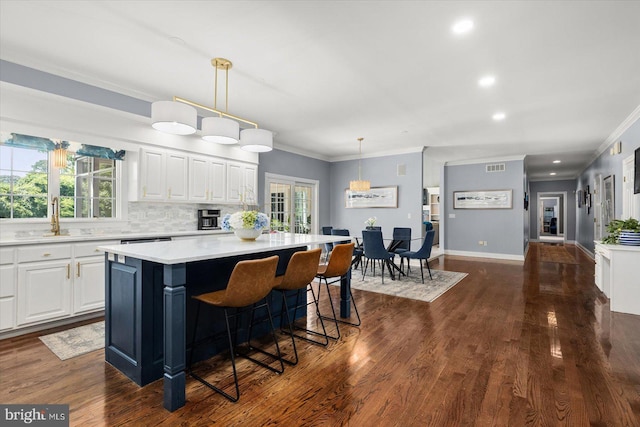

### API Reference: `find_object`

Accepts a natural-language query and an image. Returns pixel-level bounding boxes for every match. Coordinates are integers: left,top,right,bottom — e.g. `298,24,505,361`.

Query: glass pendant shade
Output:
201,116,239,144
151,101,197,135
240,128,273,152
349,179,370,192
53,147,67,169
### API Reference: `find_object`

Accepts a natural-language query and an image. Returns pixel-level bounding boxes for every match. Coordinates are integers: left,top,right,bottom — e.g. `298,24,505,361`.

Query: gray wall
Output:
577,119,640,252
257,149,332,229
329,152,424,248
529,180,577,241
444,159,526,256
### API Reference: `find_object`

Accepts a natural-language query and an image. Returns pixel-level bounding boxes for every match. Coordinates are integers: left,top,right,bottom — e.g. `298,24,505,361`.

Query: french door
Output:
264,173,318,234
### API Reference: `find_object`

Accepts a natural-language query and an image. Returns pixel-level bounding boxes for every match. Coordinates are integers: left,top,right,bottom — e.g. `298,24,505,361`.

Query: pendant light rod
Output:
357,137,364,180
173,96,259,129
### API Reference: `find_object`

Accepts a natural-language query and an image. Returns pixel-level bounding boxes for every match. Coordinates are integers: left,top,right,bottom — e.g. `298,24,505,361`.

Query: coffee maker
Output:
197,209,221,230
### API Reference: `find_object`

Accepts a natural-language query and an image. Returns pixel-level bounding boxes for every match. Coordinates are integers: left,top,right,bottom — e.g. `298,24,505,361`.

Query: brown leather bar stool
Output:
188,255,283,402
315,242,359,340
272,248,326,365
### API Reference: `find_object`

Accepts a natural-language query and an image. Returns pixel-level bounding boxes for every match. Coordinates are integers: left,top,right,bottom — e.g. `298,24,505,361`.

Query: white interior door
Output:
594,174,603,241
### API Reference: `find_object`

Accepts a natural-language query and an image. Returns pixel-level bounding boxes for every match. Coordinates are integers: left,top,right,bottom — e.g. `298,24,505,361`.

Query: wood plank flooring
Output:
1,243,639,426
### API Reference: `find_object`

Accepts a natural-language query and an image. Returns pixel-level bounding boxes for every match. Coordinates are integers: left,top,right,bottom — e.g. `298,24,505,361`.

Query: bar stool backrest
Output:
218,256,279,307
275,249,322,291
321,243,354,278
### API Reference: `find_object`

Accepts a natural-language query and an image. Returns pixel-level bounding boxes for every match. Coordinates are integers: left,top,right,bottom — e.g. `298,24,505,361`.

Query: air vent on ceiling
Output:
486,163,506,173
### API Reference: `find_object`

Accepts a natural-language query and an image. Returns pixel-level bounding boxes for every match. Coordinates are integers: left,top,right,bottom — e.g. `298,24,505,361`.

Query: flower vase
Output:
234,228,263,241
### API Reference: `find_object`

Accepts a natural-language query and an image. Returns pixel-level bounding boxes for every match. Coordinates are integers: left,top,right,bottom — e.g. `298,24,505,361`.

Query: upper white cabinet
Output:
134,147,255,205
189,156,227,203
227,161,258,203
138,148,188,202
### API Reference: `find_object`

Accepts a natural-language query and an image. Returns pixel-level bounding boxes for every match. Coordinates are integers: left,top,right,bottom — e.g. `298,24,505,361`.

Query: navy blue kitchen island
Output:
99,233,350,412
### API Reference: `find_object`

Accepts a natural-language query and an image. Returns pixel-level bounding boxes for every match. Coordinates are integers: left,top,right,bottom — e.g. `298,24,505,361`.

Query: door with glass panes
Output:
265,174,318,234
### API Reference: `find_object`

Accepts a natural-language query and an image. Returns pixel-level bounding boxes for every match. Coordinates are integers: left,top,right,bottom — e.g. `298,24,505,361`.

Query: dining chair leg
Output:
419,261,424,284
426,259,433,280
317,278,341,340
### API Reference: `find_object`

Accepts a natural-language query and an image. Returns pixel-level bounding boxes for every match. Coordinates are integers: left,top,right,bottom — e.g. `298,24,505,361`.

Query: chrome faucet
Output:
50,196,61,236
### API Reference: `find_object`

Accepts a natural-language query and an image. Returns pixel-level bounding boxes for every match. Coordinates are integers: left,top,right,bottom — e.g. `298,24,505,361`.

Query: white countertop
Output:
99,233,350,265
0,229,231,246
594,241,640,252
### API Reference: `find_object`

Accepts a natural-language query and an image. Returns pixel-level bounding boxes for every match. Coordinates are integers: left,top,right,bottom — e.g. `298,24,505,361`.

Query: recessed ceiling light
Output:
478,75,496,87
553,160,561,164
550,172,557,176
452,19,474,35
492,112,506,121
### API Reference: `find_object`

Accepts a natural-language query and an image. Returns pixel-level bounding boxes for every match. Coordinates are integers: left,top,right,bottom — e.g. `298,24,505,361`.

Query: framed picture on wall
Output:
453,189,513,209
603,175,615,226
345,186,398,208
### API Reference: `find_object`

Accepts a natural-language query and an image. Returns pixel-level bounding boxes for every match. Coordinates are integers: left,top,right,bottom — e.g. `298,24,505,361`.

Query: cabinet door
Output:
189,156,209,202
18,260,72,326
226,162,243,203
0,264,15,331
74,256,105,314
165,152,188,201
209,159,226,202
139,148,165,200
243,164,258,197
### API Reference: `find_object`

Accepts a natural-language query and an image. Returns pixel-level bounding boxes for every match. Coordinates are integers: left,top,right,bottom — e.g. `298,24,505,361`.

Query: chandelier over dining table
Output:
349,137,370,192
151,58,273,152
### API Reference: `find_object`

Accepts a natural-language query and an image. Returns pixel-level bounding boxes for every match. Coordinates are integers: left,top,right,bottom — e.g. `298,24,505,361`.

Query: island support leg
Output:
339,268,352,318
163,263,187,412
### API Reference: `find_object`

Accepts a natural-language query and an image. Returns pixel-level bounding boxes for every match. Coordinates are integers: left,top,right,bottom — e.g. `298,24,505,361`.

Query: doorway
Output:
264,173,319,234
538,192,567,243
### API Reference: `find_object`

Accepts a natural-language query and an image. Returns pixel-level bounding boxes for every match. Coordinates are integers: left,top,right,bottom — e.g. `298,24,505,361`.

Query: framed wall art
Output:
345,186,398,208
453,189,513,209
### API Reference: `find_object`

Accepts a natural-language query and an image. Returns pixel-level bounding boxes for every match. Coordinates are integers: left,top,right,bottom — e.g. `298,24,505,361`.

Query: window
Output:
1,132,120,220
0,144,49,219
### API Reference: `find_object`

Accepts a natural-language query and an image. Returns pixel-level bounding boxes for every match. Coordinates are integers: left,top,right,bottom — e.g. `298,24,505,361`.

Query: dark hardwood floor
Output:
1,243,639,426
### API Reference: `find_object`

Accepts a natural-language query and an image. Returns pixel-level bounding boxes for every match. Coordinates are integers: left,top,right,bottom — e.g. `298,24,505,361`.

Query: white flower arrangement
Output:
364,216,377,227
222,210,270,231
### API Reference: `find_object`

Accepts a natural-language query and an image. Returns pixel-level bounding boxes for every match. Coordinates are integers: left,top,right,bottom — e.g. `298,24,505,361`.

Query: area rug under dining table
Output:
345,265,468,303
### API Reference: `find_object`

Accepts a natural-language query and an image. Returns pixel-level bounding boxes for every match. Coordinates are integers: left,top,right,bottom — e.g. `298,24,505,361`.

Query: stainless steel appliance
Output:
198,209,221,230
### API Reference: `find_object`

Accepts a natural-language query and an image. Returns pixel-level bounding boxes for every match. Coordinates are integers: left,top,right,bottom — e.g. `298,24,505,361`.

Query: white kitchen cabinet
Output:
209,158,226,202
138,148,188,202
72,240,118,314
17,259,72,326
11,240,117,329
189,156,210,202
189,156,227,203
0,247,16,331
139,148,165,200
165,151,188,201
227,161,258,204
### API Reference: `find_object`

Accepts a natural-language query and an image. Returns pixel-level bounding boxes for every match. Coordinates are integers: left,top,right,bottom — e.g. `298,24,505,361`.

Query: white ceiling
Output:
1,1,639,180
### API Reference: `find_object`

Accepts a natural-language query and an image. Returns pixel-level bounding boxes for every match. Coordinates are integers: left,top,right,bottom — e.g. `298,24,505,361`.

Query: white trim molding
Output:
444,249,525,262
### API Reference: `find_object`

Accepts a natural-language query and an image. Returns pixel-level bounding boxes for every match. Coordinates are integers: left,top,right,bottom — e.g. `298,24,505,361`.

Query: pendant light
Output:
201,58,240,144
151,100,197,135
349,137,370,191
151,58,272,152
53,142,68,169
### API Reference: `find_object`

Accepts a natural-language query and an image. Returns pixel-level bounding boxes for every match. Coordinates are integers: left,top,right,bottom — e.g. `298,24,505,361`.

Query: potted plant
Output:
364,216,377,229
601,218,640,245
221,210,270,240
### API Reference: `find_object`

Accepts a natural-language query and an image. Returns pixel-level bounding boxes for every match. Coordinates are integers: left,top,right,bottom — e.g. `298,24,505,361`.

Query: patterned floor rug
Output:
39,321,104,360
538,244,578,264
347,264,468,303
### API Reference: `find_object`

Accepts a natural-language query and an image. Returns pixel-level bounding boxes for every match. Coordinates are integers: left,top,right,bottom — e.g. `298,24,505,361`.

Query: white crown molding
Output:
330,146,425,163
444,154,526,167
594,104,640,159
270,142,332,162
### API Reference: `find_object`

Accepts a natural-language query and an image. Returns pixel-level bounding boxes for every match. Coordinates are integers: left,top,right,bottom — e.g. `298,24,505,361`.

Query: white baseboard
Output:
576,242,595,259
444,249,525,262
0,311,104,340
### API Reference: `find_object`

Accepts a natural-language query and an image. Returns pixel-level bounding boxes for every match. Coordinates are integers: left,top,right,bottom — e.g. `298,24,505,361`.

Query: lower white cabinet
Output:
594,241,640,315
17,259,72,325
6,239,117,331
74,256,106,314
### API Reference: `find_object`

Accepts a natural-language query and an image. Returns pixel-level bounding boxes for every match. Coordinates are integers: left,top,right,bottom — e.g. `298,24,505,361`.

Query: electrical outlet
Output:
408,213,411,219
479,241,484,245
484,241,488,246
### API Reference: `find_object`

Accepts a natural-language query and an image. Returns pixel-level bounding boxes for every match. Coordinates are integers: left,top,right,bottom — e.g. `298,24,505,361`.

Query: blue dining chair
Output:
399,230,435,283
388,227,412,255
361,230,396,284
